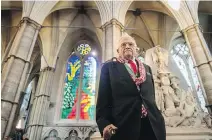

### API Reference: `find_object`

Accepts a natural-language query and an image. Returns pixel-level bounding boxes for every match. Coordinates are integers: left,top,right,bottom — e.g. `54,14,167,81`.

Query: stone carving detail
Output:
65,130,81,140
152,46,169,73
44,129,61,140
145,45,169,74
145,46,212,128
42,126,96,140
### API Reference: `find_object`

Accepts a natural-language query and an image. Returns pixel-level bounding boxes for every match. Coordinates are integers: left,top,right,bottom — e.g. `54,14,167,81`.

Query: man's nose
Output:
125,44,131,49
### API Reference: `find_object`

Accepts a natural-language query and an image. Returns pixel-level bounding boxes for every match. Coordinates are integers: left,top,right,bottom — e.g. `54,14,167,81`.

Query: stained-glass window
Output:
172,54,191,86
171,43,207,112
188,56,207,112
77,43,91,56
61,43,97,120
80,57,96,120
62,54,81,119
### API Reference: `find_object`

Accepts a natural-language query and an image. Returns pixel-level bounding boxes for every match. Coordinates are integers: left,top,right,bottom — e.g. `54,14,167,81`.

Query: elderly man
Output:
96,33,166,140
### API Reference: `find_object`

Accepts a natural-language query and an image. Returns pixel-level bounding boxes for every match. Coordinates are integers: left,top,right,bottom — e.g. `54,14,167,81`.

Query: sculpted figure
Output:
145,46,169,75
169,74,186,108
153,75,164,112
159,73,180,117
173,92,199,127
203,112,212,128
152,46,168,73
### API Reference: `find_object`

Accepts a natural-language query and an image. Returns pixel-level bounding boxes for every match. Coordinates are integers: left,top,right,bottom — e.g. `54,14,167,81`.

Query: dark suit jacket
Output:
96,60,166,140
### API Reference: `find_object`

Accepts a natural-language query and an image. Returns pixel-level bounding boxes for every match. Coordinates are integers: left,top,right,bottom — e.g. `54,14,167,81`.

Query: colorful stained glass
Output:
80,56,97,120
61,54,81,119
77,43,91,56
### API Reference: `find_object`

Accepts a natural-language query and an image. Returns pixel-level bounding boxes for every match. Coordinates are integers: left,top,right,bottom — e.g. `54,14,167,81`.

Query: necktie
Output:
128,60,137,74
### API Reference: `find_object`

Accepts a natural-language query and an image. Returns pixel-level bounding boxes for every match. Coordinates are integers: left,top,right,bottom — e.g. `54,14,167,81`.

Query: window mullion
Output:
76,58,85,121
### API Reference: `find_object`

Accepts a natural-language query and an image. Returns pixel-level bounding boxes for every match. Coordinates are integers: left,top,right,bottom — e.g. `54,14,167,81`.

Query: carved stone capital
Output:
181,23,200,34
4,54,31,64
101,18,124,31
18,17,42,30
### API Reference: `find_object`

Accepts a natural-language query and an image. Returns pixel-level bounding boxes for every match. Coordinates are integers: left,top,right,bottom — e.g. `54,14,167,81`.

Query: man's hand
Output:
103,124,118,140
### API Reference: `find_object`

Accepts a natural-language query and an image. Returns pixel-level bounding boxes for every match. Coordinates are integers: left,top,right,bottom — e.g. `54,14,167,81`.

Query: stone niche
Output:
91,46,212,140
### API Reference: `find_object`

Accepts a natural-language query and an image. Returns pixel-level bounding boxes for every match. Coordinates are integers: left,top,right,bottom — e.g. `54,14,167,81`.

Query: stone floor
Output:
90,127,212,140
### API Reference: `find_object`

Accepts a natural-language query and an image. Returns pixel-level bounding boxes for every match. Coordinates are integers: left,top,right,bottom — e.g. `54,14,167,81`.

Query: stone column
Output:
27,67,54,140
101,19,124,62
182,24,212,113
1,17,41,138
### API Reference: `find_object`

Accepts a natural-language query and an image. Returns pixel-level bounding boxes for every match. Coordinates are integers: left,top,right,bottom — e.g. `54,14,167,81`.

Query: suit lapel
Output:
116,63,138,90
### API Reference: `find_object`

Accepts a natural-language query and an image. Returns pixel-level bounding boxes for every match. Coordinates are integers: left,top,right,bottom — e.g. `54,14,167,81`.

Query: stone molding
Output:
3,54,31,64
18,17,42,31
193,60,212,68
41,126,97,140
182,23,199,33
40,66,55,72
100,18,124,31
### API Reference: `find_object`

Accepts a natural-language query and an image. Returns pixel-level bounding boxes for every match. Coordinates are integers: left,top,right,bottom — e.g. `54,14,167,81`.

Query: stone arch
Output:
95,1,111,25
130,33,153,50
57,28,102,63
170,36,185,51
44,129,61,140
117,0,194,30
65,129,81,140
48,3,102,67
53,27,101,122
22,1,58,24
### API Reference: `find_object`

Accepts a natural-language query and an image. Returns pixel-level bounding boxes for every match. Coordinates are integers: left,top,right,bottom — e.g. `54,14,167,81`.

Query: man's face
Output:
118,38,136,60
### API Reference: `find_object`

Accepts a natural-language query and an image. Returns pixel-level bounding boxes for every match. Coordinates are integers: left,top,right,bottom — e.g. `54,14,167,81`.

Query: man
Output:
96,33,166,140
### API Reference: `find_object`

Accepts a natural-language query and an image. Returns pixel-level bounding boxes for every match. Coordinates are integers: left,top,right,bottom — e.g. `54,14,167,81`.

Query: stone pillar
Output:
182,24,212,113
101,19,124,62
1,17,41,138
27,67,54,140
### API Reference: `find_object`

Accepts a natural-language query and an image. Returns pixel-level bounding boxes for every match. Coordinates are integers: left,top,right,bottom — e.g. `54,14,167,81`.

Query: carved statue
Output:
153,75,164,112
169,74,186,108
203,112,212,128
159,73,180,117
172,92,200,127
145,46,211,129
152,45,169,73
145,45,169,75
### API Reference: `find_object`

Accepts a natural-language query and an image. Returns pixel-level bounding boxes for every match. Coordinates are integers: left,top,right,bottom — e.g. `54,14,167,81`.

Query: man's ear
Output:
117,49,119,53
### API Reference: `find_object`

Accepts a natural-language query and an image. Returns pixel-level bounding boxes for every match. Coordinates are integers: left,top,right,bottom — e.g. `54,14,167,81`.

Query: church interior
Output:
1,1,212,140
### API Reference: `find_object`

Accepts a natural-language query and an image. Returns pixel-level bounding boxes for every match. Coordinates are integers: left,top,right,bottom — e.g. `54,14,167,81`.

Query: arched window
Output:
171,43,207,112
61,42,97,120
